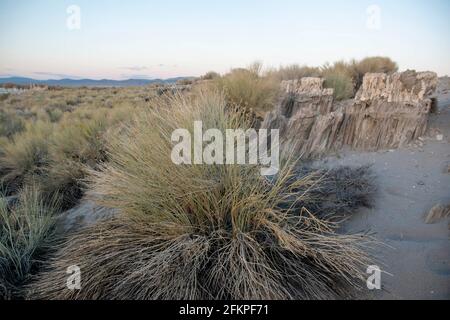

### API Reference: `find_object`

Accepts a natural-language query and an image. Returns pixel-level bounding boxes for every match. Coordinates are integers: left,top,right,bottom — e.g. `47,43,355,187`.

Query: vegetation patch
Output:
28,91,376,300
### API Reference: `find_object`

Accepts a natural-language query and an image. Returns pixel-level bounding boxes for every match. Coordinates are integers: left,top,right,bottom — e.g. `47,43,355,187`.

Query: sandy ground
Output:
314,77,450,300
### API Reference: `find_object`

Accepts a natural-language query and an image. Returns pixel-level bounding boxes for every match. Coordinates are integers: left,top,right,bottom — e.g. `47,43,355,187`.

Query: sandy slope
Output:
314,78,450,300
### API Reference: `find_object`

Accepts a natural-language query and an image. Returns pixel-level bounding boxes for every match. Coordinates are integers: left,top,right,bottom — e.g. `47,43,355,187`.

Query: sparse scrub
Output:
352,56,398,90
322,69,355,101
0,84,143,207
0,186,59,299
0,110,25,138
29,90,375,300
201,71,220,80
43,117,108,208
267,64,321,81
65,97,81,106
41,106,136,208
46,108,64,123
320,57,398,98
291,165,376,220
176,78,196,85
0,121,53,194
0,93,10,102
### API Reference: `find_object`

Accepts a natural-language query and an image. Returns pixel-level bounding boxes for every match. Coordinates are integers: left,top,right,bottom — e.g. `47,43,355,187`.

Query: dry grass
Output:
211,56,398,105
0,110,25,138
0,121,53,194
353,57,398,89
0,186,59,299
266,64,321,81
42,107,133,209
201,71,220,80
290,165,376,221
321,61,356,100
213,62,279,115
320,57,398,99
28,90,375,300
323,71,355,101
0,87,145,207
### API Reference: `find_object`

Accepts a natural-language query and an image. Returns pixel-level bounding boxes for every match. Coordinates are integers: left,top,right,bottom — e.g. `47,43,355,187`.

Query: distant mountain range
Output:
0,76,192,87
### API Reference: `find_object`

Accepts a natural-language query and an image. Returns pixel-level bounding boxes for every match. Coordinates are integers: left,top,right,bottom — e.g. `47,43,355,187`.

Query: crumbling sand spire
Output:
262,70,438,158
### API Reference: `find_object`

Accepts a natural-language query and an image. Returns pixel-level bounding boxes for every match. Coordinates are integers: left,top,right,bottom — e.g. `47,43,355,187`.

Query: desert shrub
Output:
8,97,20,105
43,117,108,208
201,71,220,80
65,97,81,106
46,108,64,123
41,106,136,209
352,57,398,90
356,56,398,74
267,64,321,81
0,93,10,102
28,90,375,300
0,110,25,138
214,62,278,115
0,137,8,150
0,121,53,194
291,165,376,220
176,78,196,85
320,57,398,96
48,102,74,114
322,69,355,101
0,186,59,299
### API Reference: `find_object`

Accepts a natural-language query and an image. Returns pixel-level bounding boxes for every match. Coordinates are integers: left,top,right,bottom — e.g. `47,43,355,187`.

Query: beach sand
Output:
314,77,450,299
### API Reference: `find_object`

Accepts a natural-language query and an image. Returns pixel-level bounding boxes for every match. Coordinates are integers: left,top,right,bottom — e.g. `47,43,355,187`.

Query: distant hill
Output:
0,76,193,87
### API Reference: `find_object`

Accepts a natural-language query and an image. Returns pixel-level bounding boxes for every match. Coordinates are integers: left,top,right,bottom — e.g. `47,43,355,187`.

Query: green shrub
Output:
322,70,355,101
46,108,64,123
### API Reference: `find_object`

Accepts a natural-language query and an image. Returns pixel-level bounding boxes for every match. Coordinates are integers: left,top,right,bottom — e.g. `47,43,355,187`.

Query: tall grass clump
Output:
352,56,398,90
0,186,59,299
29,90,375,300
201,71,220,80
214,62,278,115
42,106,135,209
321,63,355,101
0,121,53,194
323,72,355,101
0,110,25,138
42,117,108,209
266,64,321,81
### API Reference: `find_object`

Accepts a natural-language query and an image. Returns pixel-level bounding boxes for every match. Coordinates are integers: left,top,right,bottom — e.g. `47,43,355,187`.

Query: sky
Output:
0,0,449,80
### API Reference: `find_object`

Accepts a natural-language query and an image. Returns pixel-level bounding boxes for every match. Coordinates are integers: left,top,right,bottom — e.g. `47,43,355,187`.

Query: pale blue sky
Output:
0,0,449,79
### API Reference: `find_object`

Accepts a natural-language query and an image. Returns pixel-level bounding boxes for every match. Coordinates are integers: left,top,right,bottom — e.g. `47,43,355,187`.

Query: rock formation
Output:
262,70,438,158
